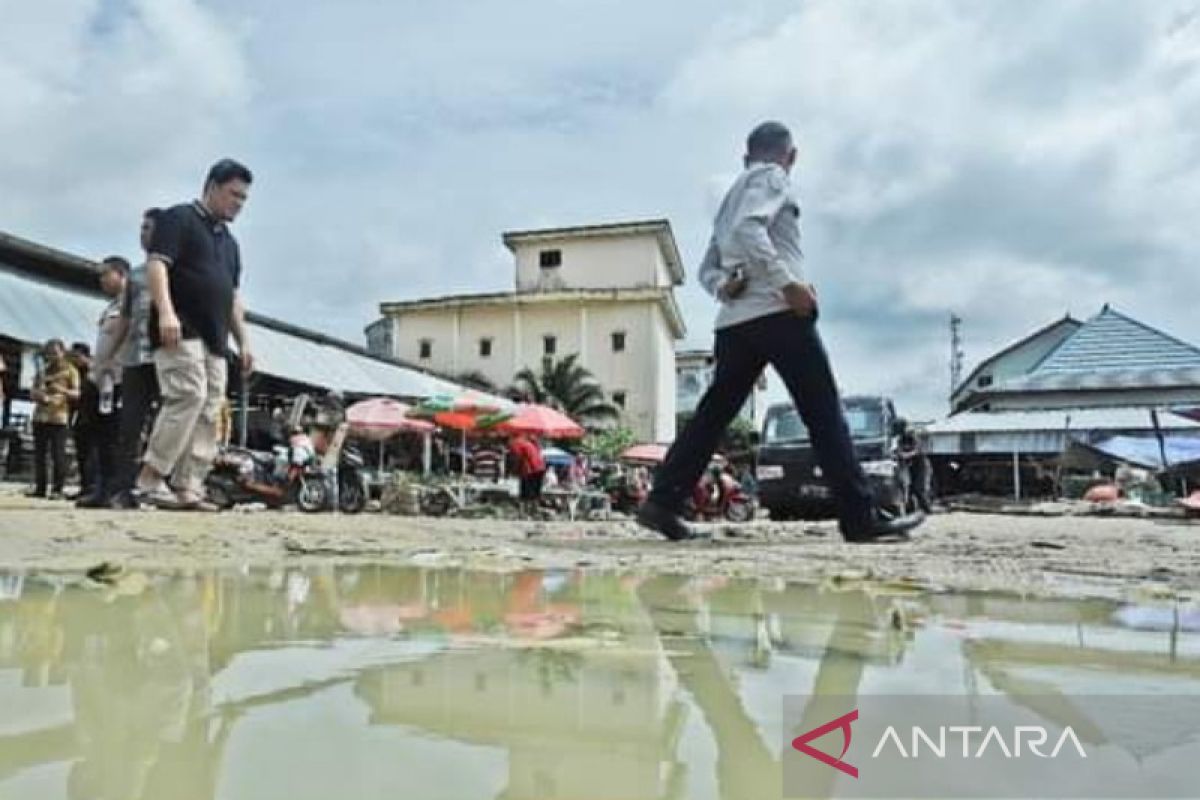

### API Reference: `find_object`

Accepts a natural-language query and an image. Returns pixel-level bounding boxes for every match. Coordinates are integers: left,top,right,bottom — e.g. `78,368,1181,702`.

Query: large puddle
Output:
0,566,1198,799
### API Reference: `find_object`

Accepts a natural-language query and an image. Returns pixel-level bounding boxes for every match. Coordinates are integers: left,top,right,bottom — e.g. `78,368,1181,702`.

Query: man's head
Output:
68,342,91,366
141,208,161,253
744,121,796,171
43,339,65,362
99,256,129,298
202,158,253,222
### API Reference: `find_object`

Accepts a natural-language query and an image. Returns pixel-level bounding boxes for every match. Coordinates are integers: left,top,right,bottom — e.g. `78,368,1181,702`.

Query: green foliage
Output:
509,354,620,429
676,411,758,461
581,425,637,462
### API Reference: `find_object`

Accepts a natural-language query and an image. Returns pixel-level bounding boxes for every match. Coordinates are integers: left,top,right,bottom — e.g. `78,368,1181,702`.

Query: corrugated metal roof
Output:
925,408,1200,456
0,268,105,346
0,264,472,401
1032,306,1200,375
926,407,1200,434
1001,367,1200,392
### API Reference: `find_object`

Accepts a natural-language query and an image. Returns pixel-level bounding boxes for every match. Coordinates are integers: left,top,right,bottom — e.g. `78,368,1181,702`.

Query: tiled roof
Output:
984,306,1200,394
1032,306,1200,374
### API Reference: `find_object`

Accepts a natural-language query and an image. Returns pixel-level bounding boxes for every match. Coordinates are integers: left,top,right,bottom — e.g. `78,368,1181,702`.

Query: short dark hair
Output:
44,338,64,352
143,207,163,222
70,342,91,356
746,121,794,162
100,256,130,276
205,158,253,188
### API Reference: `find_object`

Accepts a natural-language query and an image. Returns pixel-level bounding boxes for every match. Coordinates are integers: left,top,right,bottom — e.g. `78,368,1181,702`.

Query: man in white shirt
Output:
637,121,924,542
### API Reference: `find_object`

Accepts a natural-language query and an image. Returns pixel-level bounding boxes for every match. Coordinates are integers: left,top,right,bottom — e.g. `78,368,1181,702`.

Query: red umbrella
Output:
495,404,585,439
621,443,668,464
347,398,435,440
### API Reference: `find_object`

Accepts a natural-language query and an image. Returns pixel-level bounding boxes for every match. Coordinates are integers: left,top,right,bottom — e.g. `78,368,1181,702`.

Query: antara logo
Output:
792,709,1088,778
791,710,860,778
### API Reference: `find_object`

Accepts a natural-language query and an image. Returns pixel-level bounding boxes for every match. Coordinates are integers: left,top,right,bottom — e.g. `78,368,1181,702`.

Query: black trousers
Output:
32,422,68,494
115,364,160,494
649,311,875,535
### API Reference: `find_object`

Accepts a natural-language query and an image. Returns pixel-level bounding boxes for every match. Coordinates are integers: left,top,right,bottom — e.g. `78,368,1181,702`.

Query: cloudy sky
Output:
3,0,1199,419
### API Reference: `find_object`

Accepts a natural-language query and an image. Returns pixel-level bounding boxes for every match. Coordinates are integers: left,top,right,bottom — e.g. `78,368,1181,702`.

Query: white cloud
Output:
2,0,1199,421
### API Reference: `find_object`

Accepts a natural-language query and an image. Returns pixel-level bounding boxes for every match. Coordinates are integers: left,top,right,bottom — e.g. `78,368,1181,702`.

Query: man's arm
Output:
63,365,80,402
231,291,253,374
147,257,181,348
95,317,130,368
698,238,746,302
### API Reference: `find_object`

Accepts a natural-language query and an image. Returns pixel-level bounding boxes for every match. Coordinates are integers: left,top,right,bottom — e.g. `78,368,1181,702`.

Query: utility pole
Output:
949,313,964,405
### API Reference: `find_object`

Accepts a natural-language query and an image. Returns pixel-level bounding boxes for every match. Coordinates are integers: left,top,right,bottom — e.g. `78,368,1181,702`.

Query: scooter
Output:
205,445,330,512
335,444,368,514
684,471,756,523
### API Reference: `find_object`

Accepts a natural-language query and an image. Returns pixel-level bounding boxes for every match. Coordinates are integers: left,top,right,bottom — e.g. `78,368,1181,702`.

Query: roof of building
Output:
0,229,478,401
963,305,1200,400
1032,305,1200,374
378,285,687,339
926,407,1200,435
952,314,1081,399
501,218,685,285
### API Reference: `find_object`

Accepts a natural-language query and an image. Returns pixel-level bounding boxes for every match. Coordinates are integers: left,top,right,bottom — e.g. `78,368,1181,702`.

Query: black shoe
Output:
24,489,47,499
75,493,108,509
108,491,141,510
842,509,926,543
637,500,701,541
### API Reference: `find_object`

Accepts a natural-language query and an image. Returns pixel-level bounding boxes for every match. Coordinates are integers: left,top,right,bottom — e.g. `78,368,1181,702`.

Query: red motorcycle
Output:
684,471,756,523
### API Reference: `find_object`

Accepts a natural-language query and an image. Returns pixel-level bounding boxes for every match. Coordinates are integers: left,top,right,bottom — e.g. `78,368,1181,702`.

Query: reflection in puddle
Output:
0,567,1196,799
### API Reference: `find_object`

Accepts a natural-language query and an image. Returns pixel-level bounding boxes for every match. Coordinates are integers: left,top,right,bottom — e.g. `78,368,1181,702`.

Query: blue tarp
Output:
1076,434,1200,469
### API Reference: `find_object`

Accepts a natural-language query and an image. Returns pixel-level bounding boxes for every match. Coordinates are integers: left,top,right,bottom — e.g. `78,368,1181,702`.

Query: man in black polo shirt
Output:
135,159,254,509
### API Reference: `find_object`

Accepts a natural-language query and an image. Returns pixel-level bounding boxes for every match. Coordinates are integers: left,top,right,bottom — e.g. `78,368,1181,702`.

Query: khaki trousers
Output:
143,339,227,494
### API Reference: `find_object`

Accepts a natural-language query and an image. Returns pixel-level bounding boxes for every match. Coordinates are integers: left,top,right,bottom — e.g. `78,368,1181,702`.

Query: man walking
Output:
107,210,163,509
637,122,924,542
76,257,129,507
134,159,254,509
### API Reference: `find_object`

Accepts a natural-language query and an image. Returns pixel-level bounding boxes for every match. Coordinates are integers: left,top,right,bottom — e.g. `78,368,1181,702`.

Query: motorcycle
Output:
205,444,330,512
684,471,756,523
335,443,368,514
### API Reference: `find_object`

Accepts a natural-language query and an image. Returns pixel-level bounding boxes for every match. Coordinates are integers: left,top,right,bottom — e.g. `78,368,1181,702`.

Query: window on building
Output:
611,331,626,352
419,339,432,360
977,375,993,388
612,391,627,409
543,335,557,356
539,249,562,268
479,338,492,358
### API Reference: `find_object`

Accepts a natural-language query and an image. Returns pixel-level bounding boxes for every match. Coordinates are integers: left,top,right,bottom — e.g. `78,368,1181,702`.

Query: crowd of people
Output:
22,159,253,511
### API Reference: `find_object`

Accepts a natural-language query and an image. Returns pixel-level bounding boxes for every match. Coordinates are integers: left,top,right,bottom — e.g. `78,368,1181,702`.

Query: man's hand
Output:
159,309,182,348
30,389,45,403
239,348,254,376
781,282,818,318
718,269,747,302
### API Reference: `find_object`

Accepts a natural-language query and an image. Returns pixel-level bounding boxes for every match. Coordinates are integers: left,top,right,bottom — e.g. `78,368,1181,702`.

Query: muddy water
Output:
0,567,1197,800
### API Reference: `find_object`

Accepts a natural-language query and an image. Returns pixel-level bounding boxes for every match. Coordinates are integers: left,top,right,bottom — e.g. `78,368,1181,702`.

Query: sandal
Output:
136,484,188,510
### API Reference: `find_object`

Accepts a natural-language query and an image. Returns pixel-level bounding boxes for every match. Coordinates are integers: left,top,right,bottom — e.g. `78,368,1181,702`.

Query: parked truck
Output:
755,395,906,520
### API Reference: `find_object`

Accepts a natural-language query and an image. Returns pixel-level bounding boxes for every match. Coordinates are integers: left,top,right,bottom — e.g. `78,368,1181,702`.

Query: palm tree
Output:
510,354,620,428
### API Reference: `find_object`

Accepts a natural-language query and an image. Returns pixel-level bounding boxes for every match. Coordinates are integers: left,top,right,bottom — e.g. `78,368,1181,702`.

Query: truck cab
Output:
755,395,903,520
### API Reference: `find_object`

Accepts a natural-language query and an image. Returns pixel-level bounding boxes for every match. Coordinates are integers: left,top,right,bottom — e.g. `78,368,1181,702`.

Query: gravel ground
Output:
1,485,1197,600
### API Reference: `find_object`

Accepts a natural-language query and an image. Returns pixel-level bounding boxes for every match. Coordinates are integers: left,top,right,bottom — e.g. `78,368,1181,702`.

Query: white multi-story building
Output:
366,220,686,442
675,349,767,427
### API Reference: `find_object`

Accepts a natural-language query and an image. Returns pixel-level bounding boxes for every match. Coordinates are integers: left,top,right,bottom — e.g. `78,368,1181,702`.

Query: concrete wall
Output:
513,234,667,293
